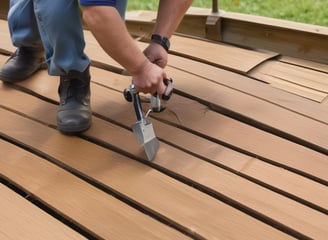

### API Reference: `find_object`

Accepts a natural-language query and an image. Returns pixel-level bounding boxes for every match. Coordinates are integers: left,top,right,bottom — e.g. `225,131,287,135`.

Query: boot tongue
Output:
59,78,90,105
59,66,91,105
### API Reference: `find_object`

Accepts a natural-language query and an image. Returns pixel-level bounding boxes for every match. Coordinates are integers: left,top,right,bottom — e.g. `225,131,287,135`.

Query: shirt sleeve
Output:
80,0,116,6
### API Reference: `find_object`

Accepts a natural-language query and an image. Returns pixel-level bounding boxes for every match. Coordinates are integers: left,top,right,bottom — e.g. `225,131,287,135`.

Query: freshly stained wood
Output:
0,184,85,240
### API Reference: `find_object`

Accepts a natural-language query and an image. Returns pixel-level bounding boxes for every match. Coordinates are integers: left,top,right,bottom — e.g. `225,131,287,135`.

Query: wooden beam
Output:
0,1,8,20
125,8,328,64
221,12,328,64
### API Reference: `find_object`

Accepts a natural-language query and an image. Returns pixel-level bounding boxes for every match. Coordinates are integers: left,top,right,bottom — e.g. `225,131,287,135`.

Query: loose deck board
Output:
249,60,328,102
165,55,328,124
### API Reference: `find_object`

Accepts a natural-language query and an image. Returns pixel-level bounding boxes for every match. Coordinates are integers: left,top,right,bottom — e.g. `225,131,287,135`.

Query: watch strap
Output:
151,34,170,52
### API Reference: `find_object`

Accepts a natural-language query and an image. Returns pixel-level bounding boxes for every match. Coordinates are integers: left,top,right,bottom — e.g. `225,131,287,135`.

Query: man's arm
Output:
153,0,193,38
83,6,166,94
144,0,192,68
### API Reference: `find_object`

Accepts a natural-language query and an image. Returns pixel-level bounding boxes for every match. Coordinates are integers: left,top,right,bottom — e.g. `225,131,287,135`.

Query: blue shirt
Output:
80,0,116,6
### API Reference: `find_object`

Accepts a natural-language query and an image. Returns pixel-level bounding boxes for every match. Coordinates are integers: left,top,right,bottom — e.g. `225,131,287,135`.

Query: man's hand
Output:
131,60,166,95
143,42,168,68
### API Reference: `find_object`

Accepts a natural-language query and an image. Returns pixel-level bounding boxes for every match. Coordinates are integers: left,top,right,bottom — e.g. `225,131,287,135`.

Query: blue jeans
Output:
8,0,127,75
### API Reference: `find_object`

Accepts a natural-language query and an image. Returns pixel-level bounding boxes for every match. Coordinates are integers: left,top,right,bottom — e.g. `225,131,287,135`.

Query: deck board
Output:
165,55,328,124
1,70,328,210
0,184,86,240
1,12,328,240
0,108,294,240
249,60,328,101
81,32,328,154
0,139,190,240
1,63,327,184
168,35,278,73
1,66,327,238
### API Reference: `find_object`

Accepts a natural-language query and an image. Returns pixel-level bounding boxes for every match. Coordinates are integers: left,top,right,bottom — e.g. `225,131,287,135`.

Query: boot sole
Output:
57,122,92,135
0,62,48,83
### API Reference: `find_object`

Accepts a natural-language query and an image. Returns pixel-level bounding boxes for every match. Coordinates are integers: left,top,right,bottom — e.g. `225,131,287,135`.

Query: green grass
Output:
127,0,328,27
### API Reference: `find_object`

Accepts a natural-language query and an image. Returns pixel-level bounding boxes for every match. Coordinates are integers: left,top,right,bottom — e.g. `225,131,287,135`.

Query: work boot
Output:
57,66,92,134
0,47,47,82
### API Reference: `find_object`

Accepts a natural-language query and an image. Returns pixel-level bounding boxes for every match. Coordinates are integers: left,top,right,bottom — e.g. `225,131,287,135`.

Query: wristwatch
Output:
151,34,170,52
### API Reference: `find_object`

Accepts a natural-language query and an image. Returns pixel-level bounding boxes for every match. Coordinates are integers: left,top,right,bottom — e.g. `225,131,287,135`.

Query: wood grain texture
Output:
249,60,328,101
1,67,327,239
0,184,85,240
0,108,293,240
125,8,328,64
82,32,328,153
1,11,328,239
0,139,190,240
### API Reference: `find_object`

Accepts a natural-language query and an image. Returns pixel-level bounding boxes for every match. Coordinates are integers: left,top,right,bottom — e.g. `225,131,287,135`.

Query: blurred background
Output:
127,0,328,27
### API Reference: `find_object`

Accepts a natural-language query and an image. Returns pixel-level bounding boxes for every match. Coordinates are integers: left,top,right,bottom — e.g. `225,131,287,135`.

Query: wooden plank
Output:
91,69,328,182
125,9,209,42
168,35,278,73
280,56,328,74
251,74,326,102
0,139,190,240
0,184,86,240
324,96,328,104
220,12,328,64
1,13,327,240
1,45,328,181
165,55,328,124
2,71,328,239
78,32,328,152
0,107,295,240
164,66,328,154
125,8,328,64
252,61,328,93
81,29,277,74
3,66,327,184
0,1,8,20
249,60,328,101
0,20,13,55
1,73,328,212
2,19,327,122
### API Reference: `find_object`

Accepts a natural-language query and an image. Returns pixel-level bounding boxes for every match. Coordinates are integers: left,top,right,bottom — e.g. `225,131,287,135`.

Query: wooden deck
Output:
1,8,328,240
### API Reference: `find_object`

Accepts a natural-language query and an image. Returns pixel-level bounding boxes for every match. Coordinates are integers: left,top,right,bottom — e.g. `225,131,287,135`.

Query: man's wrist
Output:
151,34,170,52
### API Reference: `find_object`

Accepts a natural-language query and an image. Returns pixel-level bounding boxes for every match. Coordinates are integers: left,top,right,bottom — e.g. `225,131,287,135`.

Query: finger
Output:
156,79,166,96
